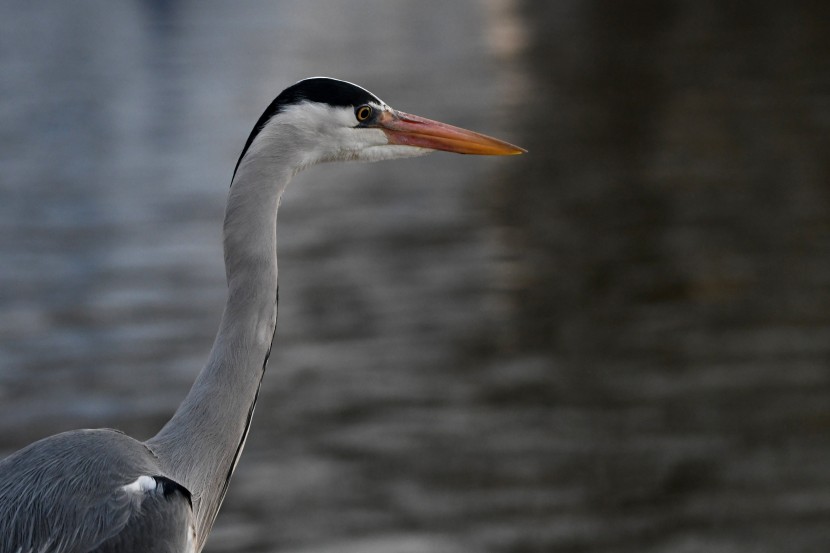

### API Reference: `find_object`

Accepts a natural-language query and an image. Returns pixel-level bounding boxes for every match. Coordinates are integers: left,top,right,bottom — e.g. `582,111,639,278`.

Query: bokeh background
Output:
1,1,829,551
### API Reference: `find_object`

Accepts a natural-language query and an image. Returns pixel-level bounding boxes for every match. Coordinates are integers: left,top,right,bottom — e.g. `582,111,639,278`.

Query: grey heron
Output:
0,77,523,552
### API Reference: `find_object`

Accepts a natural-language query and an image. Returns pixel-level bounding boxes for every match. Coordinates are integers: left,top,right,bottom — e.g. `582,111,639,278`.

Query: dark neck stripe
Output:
231,77,381,180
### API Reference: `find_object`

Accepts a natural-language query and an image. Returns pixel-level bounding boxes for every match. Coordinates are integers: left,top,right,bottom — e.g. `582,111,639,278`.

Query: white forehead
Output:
275,100,386,130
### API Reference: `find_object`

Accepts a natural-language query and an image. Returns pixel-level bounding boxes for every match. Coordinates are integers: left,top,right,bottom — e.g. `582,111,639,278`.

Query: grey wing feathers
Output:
0,429,194,553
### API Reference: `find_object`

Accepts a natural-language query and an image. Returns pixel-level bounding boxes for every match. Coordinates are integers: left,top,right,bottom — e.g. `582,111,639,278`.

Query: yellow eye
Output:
355,105,373,122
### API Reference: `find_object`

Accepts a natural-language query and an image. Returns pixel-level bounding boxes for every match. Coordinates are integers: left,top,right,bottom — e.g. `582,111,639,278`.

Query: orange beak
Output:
377,110,525,156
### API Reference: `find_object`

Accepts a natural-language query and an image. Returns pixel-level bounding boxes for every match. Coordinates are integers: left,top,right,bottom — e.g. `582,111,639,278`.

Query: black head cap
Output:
273,77,382,111
233,77,383,179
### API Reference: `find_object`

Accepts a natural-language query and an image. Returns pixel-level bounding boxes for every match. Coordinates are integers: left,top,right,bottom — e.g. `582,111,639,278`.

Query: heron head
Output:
233,77,524,177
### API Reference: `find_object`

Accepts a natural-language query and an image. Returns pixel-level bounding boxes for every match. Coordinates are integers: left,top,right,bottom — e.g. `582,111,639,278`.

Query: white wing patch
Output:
118,475,196,553
121,475,157,494
186,522,197,553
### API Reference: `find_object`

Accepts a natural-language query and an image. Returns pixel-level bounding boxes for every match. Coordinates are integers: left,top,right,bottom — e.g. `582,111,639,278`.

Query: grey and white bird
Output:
0,77,523,552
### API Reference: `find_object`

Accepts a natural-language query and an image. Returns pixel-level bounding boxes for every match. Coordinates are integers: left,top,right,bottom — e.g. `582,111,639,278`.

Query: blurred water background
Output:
1,1,829,552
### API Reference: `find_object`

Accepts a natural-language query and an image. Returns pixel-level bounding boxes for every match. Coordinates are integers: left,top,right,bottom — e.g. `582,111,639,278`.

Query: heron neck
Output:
146,148,295,548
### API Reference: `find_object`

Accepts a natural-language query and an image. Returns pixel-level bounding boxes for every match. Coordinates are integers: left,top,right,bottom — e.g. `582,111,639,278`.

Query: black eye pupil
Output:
357,106,371,121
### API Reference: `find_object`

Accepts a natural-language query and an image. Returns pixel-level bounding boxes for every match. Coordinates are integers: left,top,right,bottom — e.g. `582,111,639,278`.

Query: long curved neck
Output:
146,135,299,550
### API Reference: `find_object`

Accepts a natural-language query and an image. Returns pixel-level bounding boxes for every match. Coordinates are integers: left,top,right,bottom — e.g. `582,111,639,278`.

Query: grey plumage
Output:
0,77,523,552
0,430,193,552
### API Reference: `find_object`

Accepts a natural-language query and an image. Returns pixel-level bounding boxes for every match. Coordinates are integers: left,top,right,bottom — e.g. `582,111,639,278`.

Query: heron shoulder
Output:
0,429,194,553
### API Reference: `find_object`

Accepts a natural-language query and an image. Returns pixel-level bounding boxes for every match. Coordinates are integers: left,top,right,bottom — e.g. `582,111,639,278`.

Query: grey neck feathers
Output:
146,124,300,549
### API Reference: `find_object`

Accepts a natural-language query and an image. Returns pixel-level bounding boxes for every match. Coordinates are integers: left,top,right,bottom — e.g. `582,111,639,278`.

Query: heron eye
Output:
355,105,373,122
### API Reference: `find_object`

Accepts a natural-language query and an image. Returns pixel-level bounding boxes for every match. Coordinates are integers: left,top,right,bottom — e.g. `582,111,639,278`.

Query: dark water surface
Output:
1,1,829,552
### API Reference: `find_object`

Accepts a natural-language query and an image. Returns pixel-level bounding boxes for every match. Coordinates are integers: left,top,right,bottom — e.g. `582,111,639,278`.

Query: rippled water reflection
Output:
1,1,829,552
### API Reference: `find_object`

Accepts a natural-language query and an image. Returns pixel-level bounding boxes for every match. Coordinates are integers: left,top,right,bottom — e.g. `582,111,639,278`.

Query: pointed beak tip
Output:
476,142,526,157
504,144,527,156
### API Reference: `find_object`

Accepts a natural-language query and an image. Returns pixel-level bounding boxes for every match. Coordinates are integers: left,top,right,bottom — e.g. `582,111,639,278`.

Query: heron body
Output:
0,77,523,552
